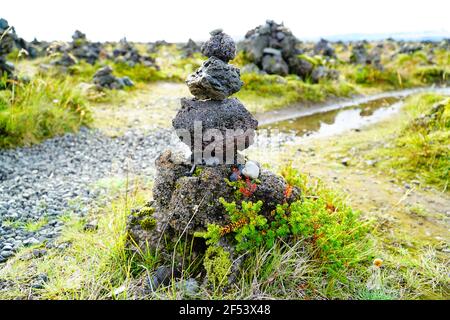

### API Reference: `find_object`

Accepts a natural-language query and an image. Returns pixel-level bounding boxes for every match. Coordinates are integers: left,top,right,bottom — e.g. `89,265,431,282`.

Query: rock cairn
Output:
126,29,301,288
71,30,102,65
47,30,103,67
113,38,158,68
241,20,339,82
0,18,16,81
241,20,299,76
350,42,382,70
181,38,201,58
314,38,336,58
92,65,134,90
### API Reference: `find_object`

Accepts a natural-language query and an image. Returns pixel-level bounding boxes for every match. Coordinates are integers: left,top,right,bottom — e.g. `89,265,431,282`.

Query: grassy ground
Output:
1,91,448,300
245,92,450,299
0,166,377,300
0,74,91,148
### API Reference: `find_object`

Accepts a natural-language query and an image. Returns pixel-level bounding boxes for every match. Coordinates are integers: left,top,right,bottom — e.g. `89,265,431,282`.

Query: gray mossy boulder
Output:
186,57,243,100
261,54,289,76
287,56,314,79
311,66,340,83
240,63,261,74
201,29,236,62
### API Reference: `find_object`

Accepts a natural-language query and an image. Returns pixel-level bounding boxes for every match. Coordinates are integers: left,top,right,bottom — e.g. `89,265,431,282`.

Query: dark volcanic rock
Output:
350,43,383,69
314,38,336,58
72,30,86,42
242,20,299,65
113,38,158,68
262,53,289,76
127,150,301,256
0,18,16,81
287,56,314,78
186,57,243,100
350,43,369,65
52,52,77,67
201,29,236,62
172,98,258,159
182,38,201,57
0,18,15,55
92,65,134,90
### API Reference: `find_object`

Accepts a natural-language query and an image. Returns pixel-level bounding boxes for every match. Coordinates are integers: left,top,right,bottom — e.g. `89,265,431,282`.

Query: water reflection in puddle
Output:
262,97,403,138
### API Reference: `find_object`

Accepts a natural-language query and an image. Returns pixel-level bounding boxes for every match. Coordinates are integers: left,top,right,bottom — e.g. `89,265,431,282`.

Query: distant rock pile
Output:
52,52,77,68
70,30,102,65
350,42,382,69
113,38,158,68
92,65,134,90
47,30,103,67
314,38,336,58
181,38,201,57
241,20,339,82
126,29,301,289
0,18,16,82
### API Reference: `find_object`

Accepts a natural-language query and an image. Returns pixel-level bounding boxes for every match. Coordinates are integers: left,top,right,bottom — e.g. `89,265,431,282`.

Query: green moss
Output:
298,54,322,66
137,206,155,217
203,246,232,287
139,216,156,231
193,166,203,177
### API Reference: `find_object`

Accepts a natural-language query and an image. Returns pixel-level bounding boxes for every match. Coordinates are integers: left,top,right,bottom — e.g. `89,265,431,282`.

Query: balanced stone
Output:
201,29,236,62
186,56,243,100
92,65,134,90
172,98,258,160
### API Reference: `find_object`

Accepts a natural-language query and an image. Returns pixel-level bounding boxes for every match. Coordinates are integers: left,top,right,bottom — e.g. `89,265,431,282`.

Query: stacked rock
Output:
241,20,340,82
181,38,201,58
350,42,383,70
92,65,134,90
0,18,16,81
113,38,158,68
173,29,258,165
314,38,336,58
70,30,102,65
125,30,302,290
241,20,299,76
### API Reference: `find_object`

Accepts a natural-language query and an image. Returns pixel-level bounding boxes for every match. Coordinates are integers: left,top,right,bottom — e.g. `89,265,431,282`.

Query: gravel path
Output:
0,127,179,263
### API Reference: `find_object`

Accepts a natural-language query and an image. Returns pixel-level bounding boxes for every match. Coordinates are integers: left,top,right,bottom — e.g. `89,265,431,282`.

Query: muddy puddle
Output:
260,86,450,138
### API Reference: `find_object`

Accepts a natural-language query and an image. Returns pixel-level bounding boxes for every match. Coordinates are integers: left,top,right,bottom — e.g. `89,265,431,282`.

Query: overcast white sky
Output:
2,0,450,42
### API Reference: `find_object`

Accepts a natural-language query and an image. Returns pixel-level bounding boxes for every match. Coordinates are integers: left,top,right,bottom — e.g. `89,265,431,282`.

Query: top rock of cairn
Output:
201,29,236,62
